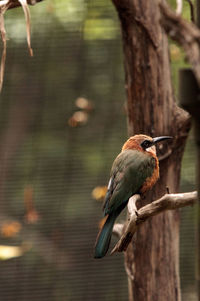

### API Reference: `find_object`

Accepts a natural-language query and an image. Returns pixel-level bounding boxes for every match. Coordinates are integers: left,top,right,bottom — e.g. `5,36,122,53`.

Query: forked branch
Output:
111,191,198,254
0,0,42,9
160,1,200,85
0,0,42,91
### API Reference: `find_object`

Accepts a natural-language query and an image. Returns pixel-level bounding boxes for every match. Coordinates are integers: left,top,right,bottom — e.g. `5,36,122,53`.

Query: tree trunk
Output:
111,0,191,300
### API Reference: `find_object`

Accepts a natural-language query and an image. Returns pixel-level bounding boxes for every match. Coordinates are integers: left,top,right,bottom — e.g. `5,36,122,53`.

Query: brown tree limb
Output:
111,191,197,254
160,1,200,85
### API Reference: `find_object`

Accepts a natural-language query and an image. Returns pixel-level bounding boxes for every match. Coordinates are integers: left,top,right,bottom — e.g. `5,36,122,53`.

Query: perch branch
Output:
160,1,200,85
113,223,124,237
111,191,197,254
127,194,140,214
113,194,140,237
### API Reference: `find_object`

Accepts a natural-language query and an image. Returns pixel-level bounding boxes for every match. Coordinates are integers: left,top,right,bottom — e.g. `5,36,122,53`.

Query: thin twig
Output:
0,0,42,9
176,0,183,15
18,0,33,56
0,3,9,91
0,0,36,91
185,0,195,23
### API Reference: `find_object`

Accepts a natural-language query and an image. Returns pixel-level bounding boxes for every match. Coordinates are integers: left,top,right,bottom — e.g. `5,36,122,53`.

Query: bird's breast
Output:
139,155,159,194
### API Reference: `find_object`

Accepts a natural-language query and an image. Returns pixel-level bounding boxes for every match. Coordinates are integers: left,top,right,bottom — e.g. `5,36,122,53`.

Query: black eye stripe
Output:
141,140,153,150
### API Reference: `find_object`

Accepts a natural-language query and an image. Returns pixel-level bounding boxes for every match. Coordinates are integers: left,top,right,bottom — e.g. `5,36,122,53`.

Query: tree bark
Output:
111,0,191,300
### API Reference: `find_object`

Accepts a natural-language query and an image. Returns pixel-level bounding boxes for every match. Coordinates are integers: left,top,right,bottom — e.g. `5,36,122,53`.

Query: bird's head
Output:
122,134,172,156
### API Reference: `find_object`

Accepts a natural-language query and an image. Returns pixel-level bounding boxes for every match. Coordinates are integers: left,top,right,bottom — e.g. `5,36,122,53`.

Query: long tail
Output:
94,212,118,259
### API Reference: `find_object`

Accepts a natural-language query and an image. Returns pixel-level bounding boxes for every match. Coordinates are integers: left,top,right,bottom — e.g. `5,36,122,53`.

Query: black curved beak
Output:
152,136,173,144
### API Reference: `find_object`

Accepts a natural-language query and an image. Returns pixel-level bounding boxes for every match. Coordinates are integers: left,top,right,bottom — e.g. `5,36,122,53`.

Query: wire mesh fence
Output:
0,0,197,300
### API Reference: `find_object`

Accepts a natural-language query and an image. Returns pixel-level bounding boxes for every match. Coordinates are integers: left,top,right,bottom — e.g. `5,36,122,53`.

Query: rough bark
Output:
111,0,191,300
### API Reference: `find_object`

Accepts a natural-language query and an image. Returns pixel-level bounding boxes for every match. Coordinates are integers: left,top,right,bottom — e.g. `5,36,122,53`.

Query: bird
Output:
94,134,172,259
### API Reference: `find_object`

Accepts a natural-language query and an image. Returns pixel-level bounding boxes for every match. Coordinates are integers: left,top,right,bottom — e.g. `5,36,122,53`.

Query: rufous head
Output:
122,134,172,156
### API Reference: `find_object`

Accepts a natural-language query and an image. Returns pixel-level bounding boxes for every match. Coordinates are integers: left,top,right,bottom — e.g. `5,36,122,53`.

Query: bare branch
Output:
0,1,9,6
127,194,140,214
111,195,139,254
176,0,183,15
113,223,124,237
0,0,43,9
185,0,195,22
111,191,197,254
0,4,7,91
0,0,38,91
160,1,200,85
18,0,33,56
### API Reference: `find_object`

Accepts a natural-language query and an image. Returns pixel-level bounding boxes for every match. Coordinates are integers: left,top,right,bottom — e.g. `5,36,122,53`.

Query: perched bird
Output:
94,134,172,259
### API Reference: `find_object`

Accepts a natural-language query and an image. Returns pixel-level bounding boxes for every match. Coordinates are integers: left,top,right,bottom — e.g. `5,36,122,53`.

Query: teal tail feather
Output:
94,212,118,259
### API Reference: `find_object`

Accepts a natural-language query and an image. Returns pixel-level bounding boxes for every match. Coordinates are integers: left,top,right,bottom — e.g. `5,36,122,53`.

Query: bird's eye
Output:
141,140,153,150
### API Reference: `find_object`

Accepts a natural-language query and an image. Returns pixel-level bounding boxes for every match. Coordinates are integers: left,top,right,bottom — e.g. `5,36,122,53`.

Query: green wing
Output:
103,149,156,215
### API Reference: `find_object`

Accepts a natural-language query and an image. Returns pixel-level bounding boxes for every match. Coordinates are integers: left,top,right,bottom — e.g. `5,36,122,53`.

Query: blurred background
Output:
0,0,197,300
